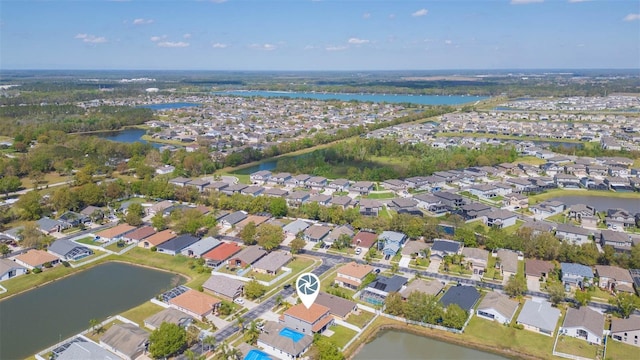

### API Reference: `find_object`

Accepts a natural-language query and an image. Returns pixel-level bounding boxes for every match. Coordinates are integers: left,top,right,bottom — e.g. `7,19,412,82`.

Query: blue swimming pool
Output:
244,349,272,360
279,327,305,343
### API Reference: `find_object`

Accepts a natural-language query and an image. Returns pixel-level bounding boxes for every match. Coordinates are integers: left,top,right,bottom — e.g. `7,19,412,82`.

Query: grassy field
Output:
366,192,396,199
528,189,640,205
516,156,548,166
75,236,97,245
119,301,165,327
326,325,358,349
605,339,638,360
346,310,375,328
555,335,602,359
118,248,209,288
20,172,70,189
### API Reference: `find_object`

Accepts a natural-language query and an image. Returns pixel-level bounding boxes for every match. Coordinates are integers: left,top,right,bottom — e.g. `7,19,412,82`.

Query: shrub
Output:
151,246,157,252
32,267,42,274
61,261,70,267
43,262,52,268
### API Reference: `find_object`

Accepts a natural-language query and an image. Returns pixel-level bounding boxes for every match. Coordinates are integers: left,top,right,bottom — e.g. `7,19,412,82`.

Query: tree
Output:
0,175,22,197
548,283,566,306
19,222,45,248
504,275,526,298
239,221,257,245
333,233,352,250
574,289,592,307
289,236,306,254
148,322,187,359
313,336,344,360
384,292,404,316
202,335,216,352
235,315,246,333
244,321,260,345
173,209,216,235
244,280,266,300
442,304,468,330
255,223,284,251
15,190,43,220
0,243,10,256
269,197,288,217
125,202,144,226
89,318,103,334
151,212,167,231
609,293,640,318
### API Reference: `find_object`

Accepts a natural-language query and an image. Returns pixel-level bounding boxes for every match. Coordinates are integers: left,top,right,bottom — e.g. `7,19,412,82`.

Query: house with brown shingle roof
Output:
138,229,176,249
95,224,137,242
281,303,334,334
476,291,519,325
610,316,640,347
335,262,373,290
14,249,61,270
595,265,634,293
525,259,555,281
351,231,377,249
399,278,444,299
124,226,156,242
227,245,267,269
169,289,221,321
315,292,358,320
560,306,604,344
236,215,270,231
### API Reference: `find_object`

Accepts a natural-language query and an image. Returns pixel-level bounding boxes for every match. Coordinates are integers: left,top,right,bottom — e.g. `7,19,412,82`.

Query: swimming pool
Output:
279,327,305,343
244,349,272,360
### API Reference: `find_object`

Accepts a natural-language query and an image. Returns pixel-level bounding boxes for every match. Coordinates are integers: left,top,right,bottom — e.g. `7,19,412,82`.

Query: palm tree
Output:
235,315,246,333
275,295,284,308
245,321,260,345
227,347,243,360
202,335,216,352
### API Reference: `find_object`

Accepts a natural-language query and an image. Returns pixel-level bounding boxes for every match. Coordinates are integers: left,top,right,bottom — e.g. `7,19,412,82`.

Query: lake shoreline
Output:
346,317,544,360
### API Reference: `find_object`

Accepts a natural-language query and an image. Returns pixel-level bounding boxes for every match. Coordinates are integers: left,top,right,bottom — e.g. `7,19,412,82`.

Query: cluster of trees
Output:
239,222,285,251
384,291,468,330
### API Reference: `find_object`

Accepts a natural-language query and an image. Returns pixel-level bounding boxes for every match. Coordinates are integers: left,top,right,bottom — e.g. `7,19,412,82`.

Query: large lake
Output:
214,90,487,105
549,195,640,213
0,262,183,359
354,329,508,360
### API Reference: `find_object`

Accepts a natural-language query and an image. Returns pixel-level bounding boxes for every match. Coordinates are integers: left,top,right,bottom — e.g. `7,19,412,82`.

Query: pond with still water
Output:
0,262,183,359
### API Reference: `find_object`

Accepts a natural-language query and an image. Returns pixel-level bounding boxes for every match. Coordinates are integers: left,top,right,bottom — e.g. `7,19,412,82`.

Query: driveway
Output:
527,275,541,292
399,256,411,268
427,258,441,273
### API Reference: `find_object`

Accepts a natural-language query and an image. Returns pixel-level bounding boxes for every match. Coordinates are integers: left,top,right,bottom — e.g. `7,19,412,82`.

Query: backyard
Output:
555,335,603,359
325,325,358,349
346,310,375,329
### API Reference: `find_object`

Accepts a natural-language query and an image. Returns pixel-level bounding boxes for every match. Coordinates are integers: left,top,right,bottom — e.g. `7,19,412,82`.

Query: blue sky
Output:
1,0,639,70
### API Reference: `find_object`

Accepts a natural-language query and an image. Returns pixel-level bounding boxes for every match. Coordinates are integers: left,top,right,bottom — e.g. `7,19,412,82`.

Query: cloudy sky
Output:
1,0,639,70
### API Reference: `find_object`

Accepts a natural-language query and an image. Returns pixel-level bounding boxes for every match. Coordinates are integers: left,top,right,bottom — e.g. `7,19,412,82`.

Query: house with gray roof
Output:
496,249,519,279
100,323,149,360
282,219,311,236
263,187,289,197
180,236,221,258
594,265,634,293
378,231,407,257
257,321,313,359
399,278,444,299
610,316,640,347
600,229,633,252
350,181,374,195
286,191,311,207
187,178,210,192
48,239,93,261
144,308,193,331
315,292,358,320
461,247,489,276
328,178,350,192
358,199,382,216
241,185,265,197
430,239,462,260
219,211,248,228
252,251,292,274
360,275,408,306
37,217,68,234
56,339,120,360
324,225,354,245
483,209,517,229
202,274,244,301
517,300,560,336
308,194,332,206
221,183,247,195
228,245,267,268
561,262,594,288
268,172,292,185
560,306,604,344
476,291,519,324
0,258,27,282
555,223,592,245
156,235,200,256
303,224,332,243
439,285,481,313
329,195,352,209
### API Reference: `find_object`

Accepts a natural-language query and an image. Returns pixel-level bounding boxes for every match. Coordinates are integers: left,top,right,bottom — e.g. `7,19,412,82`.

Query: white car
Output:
234,298,245,305
355,248,362,255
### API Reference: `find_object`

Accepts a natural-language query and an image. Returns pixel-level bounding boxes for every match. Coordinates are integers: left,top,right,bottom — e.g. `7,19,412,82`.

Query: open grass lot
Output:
118,248,208,288
75,236,97,245
555,335,602,359
21,172,70,189
528,189,640,205
326,325,358,349
516,156,548,166
605,339,638,360
248,269,281,282
346,310,375,328
119,301,165,327
365,191,396,199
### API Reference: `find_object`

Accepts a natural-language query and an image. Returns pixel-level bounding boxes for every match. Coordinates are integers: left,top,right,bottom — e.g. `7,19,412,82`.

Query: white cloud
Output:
412,9,428,17
157,41,189,48
250,43,276,51
150,35,167,42
326,45,347,51
363,12,371,19
133,18,154,25
183,33,192,39
623,13,640,21
348,37,369,44
212,42,228,48
74,33,108,44
444,40,452,45
510,0,544,4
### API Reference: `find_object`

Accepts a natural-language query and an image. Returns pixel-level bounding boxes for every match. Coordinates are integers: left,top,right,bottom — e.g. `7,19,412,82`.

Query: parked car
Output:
374,268,381,274
283,283,292,290
355,247,362,255
233,298,245,305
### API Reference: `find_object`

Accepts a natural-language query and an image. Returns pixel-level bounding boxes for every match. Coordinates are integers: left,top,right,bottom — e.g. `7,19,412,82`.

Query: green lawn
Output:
605,339,638,360
119,301,165,327
326,325,358,349
70,250,106,264
0,263,80,300
555,335,602,359
483,256,503,281
442,263,472,276
75,236,97,245
118,248,209,288
529,189,640,205
321,273,357,298
346,310,375,328
366,192,396,199
461,316,555,360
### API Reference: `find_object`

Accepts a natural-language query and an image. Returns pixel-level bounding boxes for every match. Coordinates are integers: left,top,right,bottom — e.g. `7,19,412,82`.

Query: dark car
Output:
283,283,292,289
374,268,381,274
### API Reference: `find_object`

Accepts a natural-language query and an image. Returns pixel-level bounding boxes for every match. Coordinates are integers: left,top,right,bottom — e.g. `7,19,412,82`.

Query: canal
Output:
0,262,184,359
548,195,640,214
354,329,509,360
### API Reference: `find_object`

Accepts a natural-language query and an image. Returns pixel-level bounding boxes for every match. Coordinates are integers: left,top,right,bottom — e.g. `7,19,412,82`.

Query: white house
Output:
560,307,604,344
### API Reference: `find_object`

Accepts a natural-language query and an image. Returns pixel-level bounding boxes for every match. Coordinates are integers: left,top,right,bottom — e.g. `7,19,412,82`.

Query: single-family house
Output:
350,181,374,195
430,239,462,260
335,262,373,290
568,204,596,221
95,224,137,242
241,186,265,197
57,211,90,228
382,179,407,191
358,199,382,217
281,303,334,334
205,181,229,193
594,265,634,293
139,229,176,249
286,191,311,207
496,249,519,279
399,278,444,299
180,236,221,258
169,177,191,187
48,239,93,261
146,200,174,216
36,217,68,234
268,172,292,186
610,316,640,347
401,240,429,258
606,208,636,229
525,259,555,282
324,225,354,246
221,183,247,196
252,251,292,275
202,274,244,301
439,285,481,313
414,194,446,213
503,193,529,209
360,275,408,306
202,242,243,267
263,187,289,198
282,219,311,236
168,289,221,321
561,262,594,288
476,291,519,324
124,226,156,243
555,223,592,246
14,249,61,270
156,234,200,256
560,306,604,344
56,339,120,360
250,170,272,184
100,323,149,360
187,178,210,192
460,203,492,220
389,198,419,212
531,201,565,220
144,308,193,331
288,174,311,187
378,231,407,258
352,231,378,250
314,292,358,320
306,176,327,190
600,230,633,252
328,178,350,192
80,205,105,221
219,211,248,228
257,321,313,358
0,258,27,282
461,247,489,276
483,209,518,229
227,245,267,268
155,164,175,175
330,196,352,209
468,184,499,199
433,191,465,209
303,225,332,243
308,194,332,207
517,300,561,336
